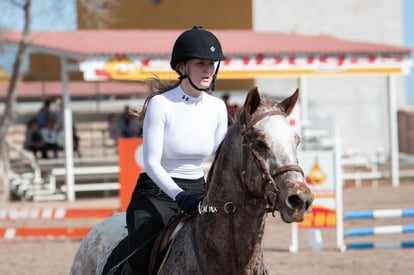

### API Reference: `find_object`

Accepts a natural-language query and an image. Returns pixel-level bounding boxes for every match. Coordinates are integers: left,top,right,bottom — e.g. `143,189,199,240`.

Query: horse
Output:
70,87,314,275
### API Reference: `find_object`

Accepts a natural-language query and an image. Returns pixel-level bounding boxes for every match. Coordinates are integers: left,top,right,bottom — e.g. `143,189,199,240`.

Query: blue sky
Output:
0,0,77,74
0,0,76,31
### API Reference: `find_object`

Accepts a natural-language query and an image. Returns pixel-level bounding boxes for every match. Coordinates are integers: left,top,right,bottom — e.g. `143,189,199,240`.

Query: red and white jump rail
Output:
0,208,116,240
0,208,116,220
0,227,92,240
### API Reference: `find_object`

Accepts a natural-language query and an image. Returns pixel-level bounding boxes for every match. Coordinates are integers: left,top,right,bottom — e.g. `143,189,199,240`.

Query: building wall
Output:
253,0,405,157
78,0,252,30
27,0,254,90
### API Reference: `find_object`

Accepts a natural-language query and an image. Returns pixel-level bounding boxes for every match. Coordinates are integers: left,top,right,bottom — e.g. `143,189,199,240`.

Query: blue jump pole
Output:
346,224,414,237
347,240,414,250
345,208,414,220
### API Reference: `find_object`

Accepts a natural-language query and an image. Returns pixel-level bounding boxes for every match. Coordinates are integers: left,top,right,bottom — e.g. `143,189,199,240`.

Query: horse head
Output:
206,87,313,223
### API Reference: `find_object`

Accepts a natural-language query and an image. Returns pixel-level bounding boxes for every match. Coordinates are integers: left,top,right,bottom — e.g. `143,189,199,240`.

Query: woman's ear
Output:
176,62,185,76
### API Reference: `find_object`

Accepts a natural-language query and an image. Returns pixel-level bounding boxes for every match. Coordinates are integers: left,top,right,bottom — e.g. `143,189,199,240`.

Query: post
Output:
387,74,400,188
289,223,299,253
298,77,309,128
334,128,346,251
60,57,75,201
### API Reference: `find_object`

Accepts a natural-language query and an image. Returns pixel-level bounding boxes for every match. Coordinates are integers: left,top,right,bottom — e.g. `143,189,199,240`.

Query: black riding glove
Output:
175,191,201,214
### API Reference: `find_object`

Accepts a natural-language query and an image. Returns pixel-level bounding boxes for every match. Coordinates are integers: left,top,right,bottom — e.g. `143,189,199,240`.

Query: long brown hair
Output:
135,76,181,122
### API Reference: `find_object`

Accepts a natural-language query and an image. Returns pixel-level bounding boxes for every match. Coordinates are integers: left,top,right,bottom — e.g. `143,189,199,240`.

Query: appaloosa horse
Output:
70,87,314,275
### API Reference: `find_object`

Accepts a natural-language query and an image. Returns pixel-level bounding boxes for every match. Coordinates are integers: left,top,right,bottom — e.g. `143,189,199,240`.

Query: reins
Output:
107,213,186,275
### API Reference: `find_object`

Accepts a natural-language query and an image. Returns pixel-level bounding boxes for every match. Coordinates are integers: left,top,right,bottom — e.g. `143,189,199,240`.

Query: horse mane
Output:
205,94,279,190
205,116,240,188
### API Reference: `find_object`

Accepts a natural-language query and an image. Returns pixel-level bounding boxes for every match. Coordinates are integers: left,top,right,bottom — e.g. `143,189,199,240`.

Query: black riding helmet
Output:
170,26,226,91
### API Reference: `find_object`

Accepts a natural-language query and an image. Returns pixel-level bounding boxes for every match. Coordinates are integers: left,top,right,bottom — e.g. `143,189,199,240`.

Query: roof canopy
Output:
0,80,147,98
1,30,412,81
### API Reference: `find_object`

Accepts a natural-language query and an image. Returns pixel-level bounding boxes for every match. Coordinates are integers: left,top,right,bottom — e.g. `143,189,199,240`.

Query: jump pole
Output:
0,207,116,240
345,209,414,219
0,208,116,220
346,224,414,237
347,241,414,250
344,209,414,250
0,227,91,240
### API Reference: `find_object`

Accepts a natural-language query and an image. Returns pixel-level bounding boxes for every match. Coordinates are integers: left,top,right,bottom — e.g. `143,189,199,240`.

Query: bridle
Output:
192,107,305,275
240,109,304,213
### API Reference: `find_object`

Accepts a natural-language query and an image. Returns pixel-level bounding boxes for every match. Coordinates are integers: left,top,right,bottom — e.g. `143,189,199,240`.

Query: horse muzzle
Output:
278,183,314,223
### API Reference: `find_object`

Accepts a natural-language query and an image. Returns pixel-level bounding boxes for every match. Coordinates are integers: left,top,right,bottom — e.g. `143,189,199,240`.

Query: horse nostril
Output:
287,192,314,211
286,194,304,210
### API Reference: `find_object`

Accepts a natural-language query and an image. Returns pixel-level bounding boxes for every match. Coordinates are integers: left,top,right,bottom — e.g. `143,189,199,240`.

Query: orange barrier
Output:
118,138,143,212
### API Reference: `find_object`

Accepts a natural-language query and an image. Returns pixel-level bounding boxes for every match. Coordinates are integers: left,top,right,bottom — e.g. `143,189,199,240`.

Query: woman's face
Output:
180,58,216,90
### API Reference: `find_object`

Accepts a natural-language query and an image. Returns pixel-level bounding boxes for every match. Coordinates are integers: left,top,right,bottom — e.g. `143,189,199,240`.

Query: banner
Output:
298,150,337,228
79,53,408,81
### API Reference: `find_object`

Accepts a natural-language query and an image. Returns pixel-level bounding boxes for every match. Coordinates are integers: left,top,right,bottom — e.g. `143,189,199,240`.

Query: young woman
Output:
125,26,228,275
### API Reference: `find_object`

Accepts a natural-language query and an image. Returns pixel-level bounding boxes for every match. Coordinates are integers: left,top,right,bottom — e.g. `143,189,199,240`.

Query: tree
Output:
0,0,31,200
0,0,117,200
78,0,118,29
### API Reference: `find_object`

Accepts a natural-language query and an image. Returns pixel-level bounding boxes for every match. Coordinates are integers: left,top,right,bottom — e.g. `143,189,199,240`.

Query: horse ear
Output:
243,87,261,116
279,88,299,116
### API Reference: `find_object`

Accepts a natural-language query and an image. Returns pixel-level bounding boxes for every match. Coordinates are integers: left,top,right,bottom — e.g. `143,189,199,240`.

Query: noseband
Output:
240,109,304,210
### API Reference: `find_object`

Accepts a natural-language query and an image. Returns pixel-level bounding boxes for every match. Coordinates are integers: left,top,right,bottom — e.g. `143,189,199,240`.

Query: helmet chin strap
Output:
178,61,221,93
179,74,208,92
210,61,221,92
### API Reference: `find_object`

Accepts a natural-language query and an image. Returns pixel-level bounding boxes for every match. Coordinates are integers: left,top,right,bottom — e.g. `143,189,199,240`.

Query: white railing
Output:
49,165,120,199
5,140,42,183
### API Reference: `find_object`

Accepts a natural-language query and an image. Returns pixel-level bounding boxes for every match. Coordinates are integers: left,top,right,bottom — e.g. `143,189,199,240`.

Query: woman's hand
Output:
175,191,201,214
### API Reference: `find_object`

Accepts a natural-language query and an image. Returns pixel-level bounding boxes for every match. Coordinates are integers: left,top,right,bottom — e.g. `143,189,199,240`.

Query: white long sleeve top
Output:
142,85,228,200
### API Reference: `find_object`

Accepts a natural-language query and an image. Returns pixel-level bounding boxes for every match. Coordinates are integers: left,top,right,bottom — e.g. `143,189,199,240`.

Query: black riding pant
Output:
126,173,204,273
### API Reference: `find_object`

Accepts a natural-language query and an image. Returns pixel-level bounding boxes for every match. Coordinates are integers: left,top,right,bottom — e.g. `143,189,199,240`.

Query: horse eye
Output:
254,139,268,151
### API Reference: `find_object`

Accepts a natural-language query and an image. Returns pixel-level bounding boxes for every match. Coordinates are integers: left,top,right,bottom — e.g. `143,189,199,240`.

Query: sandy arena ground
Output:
1,182,414,275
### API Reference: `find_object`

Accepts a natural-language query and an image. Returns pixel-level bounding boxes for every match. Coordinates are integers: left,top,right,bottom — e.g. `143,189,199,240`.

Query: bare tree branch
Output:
0,0,118,200
0,0,31,200
77,0,118,29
